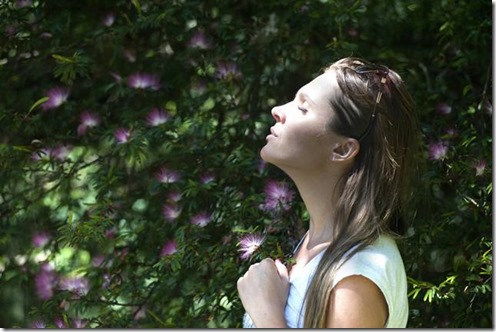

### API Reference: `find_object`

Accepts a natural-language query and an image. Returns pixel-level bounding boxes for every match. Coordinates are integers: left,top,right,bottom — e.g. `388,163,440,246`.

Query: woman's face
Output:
261,69,343,172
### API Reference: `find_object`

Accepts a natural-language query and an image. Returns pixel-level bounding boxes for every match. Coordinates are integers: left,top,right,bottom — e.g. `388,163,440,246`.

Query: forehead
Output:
298,69,338,102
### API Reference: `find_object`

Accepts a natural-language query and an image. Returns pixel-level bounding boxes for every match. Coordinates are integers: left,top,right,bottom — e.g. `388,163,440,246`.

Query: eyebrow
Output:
296,90,315,106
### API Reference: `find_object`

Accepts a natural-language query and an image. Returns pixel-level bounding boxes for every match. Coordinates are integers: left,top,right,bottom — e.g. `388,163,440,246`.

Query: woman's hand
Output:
237,258,290,328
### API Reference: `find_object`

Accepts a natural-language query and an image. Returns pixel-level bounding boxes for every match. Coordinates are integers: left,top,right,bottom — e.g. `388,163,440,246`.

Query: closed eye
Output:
298,106,308,114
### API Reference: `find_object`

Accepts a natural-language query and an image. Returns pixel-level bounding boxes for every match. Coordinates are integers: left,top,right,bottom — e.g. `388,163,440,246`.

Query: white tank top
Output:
243,235,408,328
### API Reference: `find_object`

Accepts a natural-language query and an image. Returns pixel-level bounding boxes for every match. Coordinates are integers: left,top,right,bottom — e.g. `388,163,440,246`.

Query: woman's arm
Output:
326,275,388,328
237,258,290,328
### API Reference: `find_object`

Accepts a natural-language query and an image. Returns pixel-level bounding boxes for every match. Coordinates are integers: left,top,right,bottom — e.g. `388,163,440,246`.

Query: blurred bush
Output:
0,0,491,328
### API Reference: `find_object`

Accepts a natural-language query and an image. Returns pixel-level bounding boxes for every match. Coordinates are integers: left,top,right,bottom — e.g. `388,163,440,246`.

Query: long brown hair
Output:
302,57,420,328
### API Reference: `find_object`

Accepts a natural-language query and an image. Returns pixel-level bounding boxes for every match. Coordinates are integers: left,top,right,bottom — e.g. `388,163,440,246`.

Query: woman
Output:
237,57,419,328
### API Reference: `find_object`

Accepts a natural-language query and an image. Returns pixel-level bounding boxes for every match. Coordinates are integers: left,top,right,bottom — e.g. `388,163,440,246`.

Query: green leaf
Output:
27,97,49,114
131,0,142,15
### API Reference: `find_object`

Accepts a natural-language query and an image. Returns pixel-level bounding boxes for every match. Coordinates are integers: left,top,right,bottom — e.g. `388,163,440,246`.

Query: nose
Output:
271,105,285,123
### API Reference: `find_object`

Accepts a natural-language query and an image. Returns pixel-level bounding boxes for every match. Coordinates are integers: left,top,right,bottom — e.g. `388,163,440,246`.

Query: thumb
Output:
275,258,289,281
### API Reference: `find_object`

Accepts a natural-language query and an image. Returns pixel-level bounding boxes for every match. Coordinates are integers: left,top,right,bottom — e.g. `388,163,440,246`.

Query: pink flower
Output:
30,319,46,328
54,317,68,328
104,228,116,239
200,172,215,184
188,30,212,49
162,203,181,222
40,32,53,39
103,13,115,27
31,148,52,161
238,234,265,260
437,102,452,115
133,305,147,320
91,255,105,267
473,159,486,176
32,231,51,247
72,318,87,328
127,72,160,90
215,61,241,80
146,108,170,126
428,141,449,161
124,49,136,63
52,144,72,161
110,72,122,82
15,0,32,8
190,80,207,96
156,166,181,183
190,212,211,227
260,180,295,212
114,128,130,144
445,127,458,138
35,263,58,300
59,276,90,297
167,191,182,203
102,273,111,289
160,240,177,257
41,87,69,110
77,111,101,136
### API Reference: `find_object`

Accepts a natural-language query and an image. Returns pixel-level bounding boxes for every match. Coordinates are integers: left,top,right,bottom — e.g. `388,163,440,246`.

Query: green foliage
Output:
0,0,491,328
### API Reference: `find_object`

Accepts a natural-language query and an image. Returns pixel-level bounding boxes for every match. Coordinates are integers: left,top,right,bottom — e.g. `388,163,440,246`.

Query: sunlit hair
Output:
302,57,420,328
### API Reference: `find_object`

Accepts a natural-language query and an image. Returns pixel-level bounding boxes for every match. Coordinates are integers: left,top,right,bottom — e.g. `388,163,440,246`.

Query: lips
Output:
270,127,278,137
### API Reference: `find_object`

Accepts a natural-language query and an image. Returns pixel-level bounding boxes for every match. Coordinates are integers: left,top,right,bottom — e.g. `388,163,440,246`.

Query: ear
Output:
331,138,360,162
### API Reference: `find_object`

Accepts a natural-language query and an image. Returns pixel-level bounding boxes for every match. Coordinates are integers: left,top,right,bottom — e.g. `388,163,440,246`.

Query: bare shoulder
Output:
326,275,388,328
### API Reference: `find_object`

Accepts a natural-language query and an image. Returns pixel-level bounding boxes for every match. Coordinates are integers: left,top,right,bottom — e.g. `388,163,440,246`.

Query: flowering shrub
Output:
0,0,491,328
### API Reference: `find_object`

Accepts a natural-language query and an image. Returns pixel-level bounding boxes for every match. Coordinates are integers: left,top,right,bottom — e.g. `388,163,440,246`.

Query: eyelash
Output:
298,106,308,114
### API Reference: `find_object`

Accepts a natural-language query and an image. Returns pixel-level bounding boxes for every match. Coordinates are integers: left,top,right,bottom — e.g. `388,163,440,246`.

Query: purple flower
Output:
15,0,32,8
35,263,58,300
146,108,170,126
102,273,112,289
445,127,458,138
103,13,115,27
110,72,122,82
437,102,452,115
32,231,51,248
200,172,215,184
215,61,241,80
123,49,136,63
31,148,52,161
54,317,68,328
127,72,160,90
52,144,72,161
162,203,181,222
133,305,147,320
5,25,16,38
77,111,101,136
167,191,182,203
428,141,449,161
188,30,212,49
114,128,130,144
190,80,207,96
40,32,53,39
30,319,46,328
160,240,177,257
260,180,295,212
190,212,211,227
156,166,181,183
238,234,265,260
41,87,69,110
473,159,486,176
91,254,105,267
59,276,90,297
72,318,87,328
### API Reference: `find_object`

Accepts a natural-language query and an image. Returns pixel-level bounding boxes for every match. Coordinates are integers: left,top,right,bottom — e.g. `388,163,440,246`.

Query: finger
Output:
275,258,289,280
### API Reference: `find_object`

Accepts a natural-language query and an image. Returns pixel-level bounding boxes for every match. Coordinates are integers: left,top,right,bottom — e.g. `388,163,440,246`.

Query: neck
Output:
284,166,343,249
